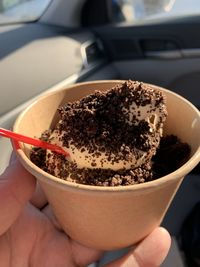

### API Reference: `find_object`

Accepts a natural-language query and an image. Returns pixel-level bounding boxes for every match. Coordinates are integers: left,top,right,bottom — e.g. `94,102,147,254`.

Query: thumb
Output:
0,158,36,235
104,227,171,267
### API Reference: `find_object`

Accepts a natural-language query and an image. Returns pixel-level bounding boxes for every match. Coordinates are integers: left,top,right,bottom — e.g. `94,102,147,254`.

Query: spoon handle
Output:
0,128,69,157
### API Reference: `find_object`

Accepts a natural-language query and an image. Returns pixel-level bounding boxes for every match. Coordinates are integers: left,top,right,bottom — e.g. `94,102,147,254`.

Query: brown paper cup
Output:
13,81,200,250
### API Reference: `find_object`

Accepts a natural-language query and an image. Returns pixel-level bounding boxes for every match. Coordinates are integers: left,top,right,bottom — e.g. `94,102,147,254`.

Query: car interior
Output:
0,0,200,266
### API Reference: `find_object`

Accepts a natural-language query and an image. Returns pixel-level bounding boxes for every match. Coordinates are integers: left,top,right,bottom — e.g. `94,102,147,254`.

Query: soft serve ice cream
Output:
44,80,168,186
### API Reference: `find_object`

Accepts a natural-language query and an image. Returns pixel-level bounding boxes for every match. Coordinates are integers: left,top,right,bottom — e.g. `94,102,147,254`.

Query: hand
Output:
0,156,171,267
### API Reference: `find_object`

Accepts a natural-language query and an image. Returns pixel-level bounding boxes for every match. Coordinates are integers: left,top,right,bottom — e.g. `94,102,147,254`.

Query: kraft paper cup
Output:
13,81,200,250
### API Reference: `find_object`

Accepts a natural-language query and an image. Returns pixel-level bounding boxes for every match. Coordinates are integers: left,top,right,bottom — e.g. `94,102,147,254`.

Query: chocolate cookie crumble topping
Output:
30,80,191,186
30,134,191,186
57,80,167,157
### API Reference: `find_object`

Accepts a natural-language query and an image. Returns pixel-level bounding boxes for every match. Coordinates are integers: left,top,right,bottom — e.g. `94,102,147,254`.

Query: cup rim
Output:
13,80,200,193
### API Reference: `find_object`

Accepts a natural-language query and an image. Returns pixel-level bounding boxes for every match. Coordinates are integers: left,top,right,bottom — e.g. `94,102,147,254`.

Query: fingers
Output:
70,240,104,267
10,152,48,209
104,227,171,267
42,205,62,230
9,151,17,165
30,182,48,209
132,227,171,267
41,205,104,265
0,158,36,235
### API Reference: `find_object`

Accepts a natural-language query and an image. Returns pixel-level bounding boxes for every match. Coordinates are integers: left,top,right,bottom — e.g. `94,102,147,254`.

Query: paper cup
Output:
13,81,200,250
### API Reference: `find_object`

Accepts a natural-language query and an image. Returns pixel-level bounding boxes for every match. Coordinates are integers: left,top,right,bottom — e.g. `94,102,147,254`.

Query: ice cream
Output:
43,80,168,185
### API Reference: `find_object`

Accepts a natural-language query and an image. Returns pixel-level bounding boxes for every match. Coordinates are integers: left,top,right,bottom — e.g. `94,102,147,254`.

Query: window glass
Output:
112,0,200,23
0,0,51,25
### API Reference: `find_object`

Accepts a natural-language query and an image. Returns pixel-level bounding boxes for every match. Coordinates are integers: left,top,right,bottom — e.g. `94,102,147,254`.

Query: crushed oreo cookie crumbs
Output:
56,80,167,163
30,135,190,186
29,80,190,186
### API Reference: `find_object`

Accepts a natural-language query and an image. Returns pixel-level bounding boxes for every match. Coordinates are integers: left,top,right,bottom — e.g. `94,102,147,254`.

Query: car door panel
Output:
94,16,200,108
0,23,111,116
112,58,200,108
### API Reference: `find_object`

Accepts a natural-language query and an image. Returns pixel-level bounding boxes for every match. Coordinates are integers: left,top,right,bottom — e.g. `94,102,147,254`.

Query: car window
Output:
0,0,51,25
111,0,200,23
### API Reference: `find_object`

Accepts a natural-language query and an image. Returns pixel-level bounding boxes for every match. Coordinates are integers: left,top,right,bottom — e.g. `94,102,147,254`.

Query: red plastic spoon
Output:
0,127,69,157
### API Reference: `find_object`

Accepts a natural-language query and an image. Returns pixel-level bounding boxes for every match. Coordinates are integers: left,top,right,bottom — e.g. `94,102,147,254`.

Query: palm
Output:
0,203,101,267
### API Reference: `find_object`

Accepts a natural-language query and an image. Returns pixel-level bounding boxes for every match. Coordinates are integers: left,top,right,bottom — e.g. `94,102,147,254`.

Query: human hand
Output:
0,156,171,267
